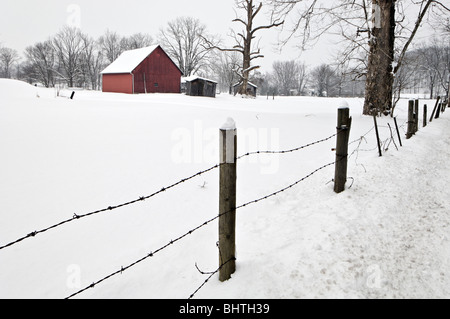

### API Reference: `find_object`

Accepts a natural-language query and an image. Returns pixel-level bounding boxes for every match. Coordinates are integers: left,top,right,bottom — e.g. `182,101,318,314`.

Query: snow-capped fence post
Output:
218,118,237,282
423,104,427,128
406,100,415,139
334,105,352,193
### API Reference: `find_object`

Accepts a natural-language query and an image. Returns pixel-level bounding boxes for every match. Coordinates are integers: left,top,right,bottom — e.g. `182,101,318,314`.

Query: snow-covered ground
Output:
0,79,449,299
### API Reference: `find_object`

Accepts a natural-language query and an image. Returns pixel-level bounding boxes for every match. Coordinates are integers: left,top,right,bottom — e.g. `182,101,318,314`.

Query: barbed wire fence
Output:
0,98,446,299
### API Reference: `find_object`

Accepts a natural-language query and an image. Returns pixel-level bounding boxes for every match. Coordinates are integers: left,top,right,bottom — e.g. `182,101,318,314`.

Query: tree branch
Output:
394,0,434,74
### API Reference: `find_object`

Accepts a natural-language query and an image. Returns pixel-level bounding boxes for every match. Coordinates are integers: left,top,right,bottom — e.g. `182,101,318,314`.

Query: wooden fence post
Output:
394,117,403,147
406,100,414,139
423,104,427,128
429,96,440,123
219,119,237,282
436,101,441,119
334,106,352,194
373,114,382,157
414,99,419,133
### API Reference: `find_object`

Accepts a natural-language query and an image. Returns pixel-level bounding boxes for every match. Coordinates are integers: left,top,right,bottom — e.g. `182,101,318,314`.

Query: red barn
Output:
101,45,183,94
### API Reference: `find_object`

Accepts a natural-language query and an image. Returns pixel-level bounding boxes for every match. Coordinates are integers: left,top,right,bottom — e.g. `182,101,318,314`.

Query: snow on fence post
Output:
219,118,237,282
334,104,352,194
406,100,415,139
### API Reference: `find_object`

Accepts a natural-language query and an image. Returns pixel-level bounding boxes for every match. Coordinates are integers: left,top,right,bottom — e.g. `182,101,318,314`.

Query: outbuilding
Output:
233,81,258,97
101,45,183,94
184,76,218,98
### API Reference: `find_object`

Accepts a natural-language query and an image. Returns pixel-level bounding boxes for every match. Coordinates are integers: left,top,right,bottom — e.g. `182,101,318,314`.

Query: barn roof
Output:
101,45,182,75
101,45,158,74
233,81,258,88
182,75,218,84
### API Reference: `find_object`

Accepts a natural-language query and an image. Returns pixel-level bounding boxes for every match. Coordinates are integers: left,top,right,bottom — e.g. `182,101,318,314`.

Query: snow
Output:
220,117,236,130
1,78,450,299
338,99,349,109
101,45,159,74
183,76,218,84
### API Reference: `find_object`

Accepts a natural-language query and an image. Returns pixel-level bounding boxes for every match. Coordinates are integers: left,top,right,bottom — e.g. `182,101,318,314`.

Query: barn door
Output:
198,81,204,96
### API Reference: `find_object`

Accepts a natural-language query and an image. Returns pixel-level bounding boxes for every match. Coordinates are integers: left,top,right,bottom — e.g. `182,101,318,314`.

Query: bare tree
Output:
210,50,241,93
24,40,56,87
52,26,84,87
98,29,122,64
311,64,339,97
391,51,417,114
0,47,20,78
414,39,450,98
80,33,104,90
203,0,284,96
159,17,217,76
272,60,307,95
120,33,154,51
267,0,449,114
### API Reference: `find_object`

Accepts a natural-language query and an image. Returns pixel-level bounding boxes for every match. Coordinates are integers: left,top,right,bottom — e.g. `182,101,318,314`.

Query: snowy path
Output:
337,116,450,298
198,115,450,299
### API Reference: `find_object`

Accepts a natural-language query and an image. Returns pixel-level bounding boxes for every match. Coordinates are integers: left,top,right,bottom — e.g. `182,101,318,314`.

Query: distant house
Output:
184,76,218,98
233,81,258,97
101,45,183,94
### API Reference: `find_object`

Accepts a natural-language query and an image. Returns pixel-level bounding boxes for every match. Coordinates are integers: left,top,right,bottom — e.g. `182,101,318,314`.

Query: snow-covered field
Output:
1,78,449,299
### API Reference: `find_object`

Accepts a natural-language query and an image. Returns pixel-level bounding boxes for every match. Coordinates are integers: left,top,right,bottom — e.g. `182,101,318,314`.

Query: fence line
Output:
0,131,339,253
0,163,221,251
2,98,445,299
236,132,338,159
65,158,340,299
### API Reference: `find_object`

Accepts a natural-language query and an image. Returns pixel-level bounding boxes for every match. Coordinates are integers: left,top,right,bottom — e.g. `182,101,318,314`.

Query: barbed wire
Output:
65,159,339,299
237,132,338,160
0,132,339,252
189,257,236,300
0,163,221,251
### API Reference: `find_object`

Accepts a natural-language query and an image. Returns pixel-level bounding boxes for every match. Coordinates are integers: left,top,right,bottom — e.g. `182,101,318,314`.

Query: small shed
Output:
233,81,258,97
101,45,183,94
184,76,218,98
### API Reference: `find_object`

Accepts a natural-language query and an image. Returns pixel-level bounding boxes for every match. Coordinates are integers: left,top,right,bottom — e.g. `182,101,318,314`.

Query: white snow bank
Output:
0,79,39,99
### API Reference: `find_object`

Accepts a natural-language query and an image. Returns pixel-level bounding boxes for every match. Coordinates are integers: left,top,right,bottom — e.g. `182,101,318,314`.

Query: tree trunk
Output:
239,2,254,96
363,0,396,115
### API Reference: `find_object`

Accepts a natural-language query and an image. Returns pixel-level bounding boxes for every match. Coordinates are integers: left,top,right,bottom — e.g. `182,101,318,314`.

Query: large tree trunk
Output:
364,0,396,115
239,1,254,96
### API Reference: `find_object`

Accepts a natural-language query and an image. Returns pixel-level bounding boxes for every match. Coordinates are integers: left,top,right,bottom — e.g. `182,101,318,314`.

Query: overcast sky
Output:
0,0,440,73
0,0,342,72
